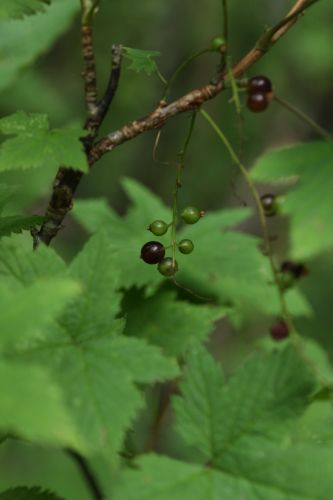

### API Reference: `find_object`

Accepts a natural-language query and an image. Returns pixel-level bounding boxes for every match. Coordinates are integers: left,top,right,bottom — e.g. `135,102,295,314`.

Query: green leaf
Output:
176,210,311,319
251,141,333,259
123,47,161,76
0,214,47,237
122,288,226,356
73,178,311,320
10,232,179,458
114,347,333,500
73,178,170,289
0,0,79,92
113,444,333,500
0,112,88,173
0,360,82,450
0,1,50,20
0,184,18,213
0,238,66,286
0,278,81,347
173,346,315,462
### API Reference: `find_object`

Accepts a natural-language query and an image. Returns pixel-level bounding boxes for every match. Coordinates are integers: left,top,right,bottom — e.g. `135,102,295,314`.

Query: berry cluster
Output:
259,193,309,341
247,75,272,113
140,206,204,277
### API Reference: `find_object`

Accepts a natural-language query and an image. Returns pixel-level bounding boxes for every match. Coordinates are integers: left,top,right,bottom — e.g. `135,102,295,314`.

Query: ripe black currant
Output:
180,206,202,225
247,92,269,113
210,36,226,52
248,75,272,95
178,239,194,254
281,261,308,280
270,319,289,341
140,241,165,264
158,257,178,277
260,193,278,217
148,220,168,236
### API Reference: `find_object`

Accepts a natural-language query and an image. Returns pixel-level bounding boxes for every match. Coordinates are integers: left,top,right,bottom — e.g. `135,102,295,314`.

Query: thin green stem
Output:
170,112,197,266
80,0,99,25
274,95,332,141
200,108,293,330
163,49,211,100
221,0,229,51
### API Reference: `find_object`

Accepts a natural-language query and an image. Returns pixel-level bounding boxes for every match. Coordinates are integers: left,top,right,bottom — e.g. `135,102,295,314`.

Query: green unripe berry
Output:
180,206,202,225
148,220,168,236
158,257,178,277
210,36,226,52
278,271,295,290
178,239,194,254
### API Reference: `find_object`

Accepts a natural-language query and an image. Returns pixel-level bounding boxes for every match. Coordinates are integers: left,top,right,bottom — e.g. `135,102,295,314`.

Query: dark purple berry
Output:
260,193,278,217
140,241,165,264
270,319,289,341
281,261,308,279
248,75,272,95
247,92,269,113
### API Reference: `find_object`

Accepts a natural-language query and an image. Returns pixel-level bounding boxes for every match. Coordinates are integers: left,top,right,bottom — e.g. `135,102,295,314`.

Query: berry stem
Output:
274,95,332,141
221,0,229,50
170,111,197,266
162,49,211,100
200,108,294,331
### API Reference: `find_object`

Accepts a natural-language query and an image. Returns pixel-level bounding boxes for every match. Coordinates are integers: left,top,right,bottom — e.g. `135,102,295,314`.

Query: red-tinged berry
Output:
210,36,226,52
281,261,309,279
178,239,194,254
270,319,289,341
248,75,272,95
260,193,279,217
158,257,178,277
247,92,269,113
181,206,202,225
148,220,168,236
140,241,165,264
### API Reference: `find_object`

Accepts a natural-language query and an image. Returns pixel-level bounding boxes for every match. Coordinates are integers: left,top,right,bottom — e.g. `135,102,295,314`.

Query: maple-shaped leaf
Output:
0,111,88,173
123,47,161,76
113,346,333,500
9,231,178,459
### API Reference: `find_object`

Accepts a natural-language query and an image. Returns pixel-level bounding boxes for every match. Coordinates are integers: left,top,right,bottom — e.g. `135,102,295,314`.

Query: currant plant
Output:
1,0,333,499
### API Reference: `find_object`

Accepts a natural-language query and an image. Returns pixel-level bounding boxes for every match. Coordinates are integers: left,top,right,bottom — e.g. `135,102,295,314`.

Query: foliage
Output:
0,0,50,20
1,0,333,499
0,112,88,173
0,487,62,499
251,141,333,260
123,47,161,76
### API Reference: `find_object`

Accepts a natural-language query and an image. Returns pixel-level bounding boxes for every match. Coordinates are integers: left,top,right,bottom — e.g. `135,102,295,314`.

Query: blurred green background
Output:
0,0,333,498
